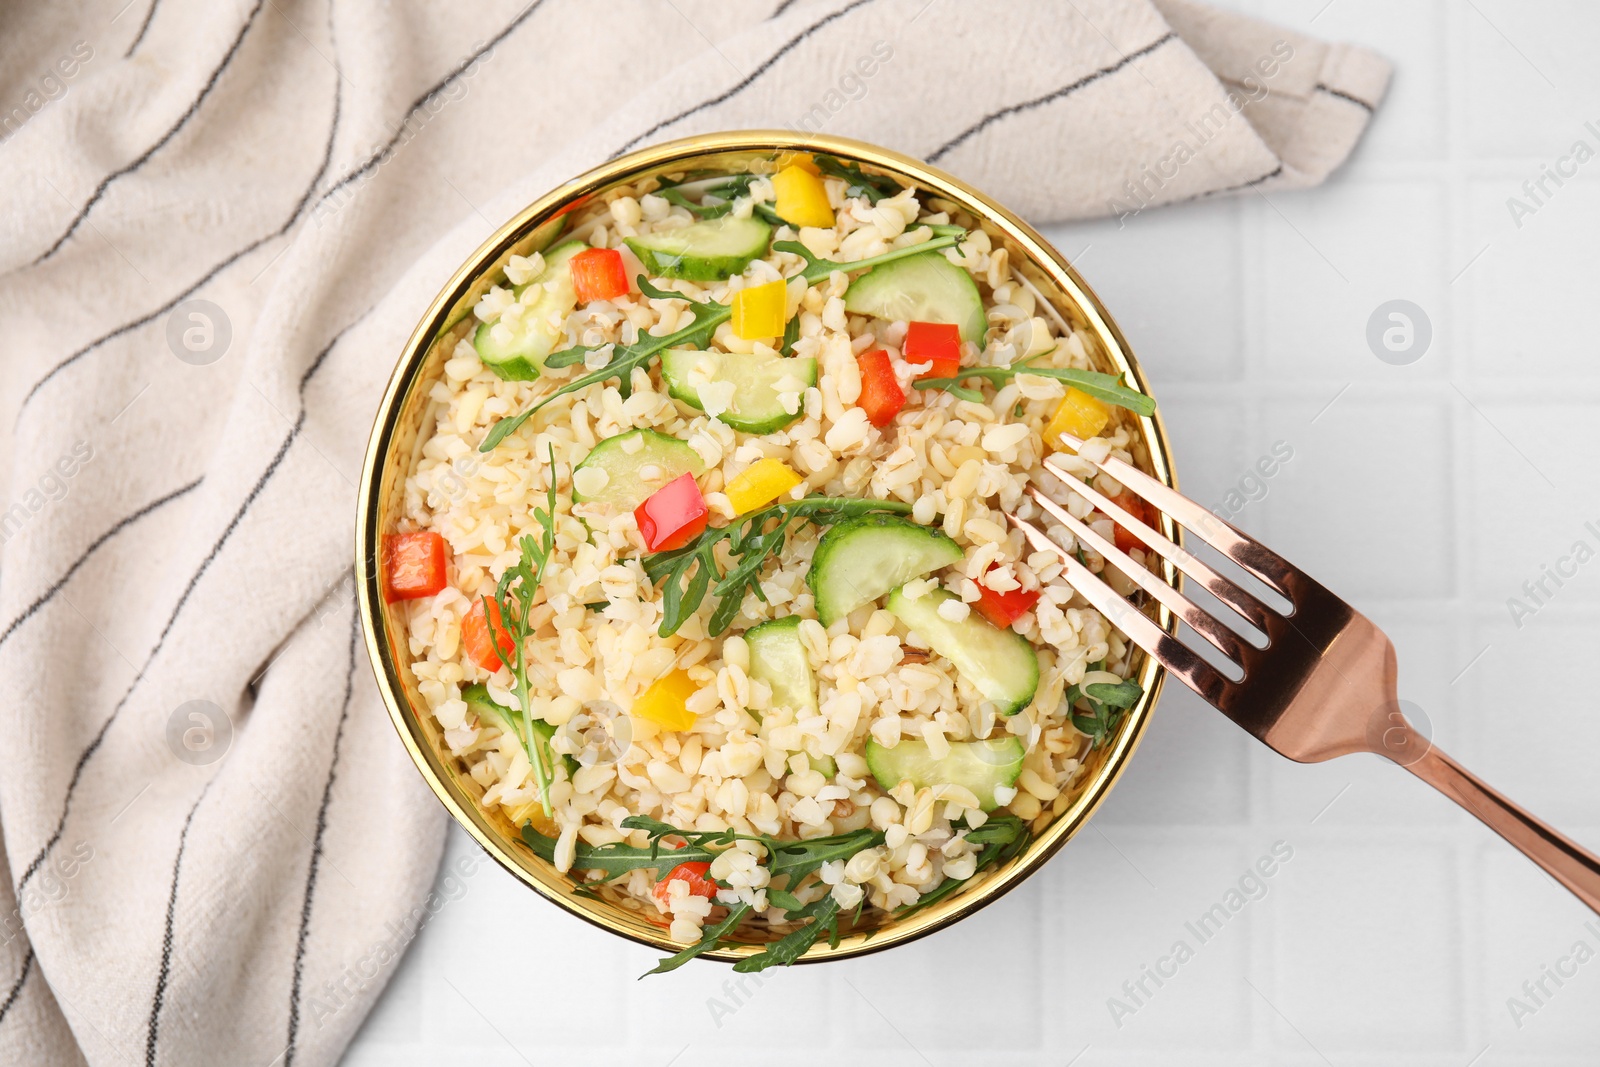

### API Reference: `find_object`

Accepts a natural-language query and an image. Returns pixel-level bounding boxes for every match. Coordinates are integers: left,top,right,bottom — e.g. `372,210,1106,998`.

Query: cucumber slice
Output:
744,616,835,777
843,249,986,344
473,240,586,381
461,684,577,777
510,239,585,297
624,216,772,281
864,736,1024,811
885,586,1039,715
806,515,963,626
659,349,816,434
808,754,837,778
746,616,816,716
572,429,706,513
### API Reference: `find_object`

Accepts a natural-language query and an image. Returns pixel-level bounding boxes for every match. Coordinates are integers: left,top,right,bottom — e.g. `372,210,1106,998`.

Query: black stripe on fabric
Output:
313,0,551,209
1175,162,1284,207
144,786,209,1067
611,0,878,158
21,8,346,411
927,32,1178,163
14,312,368,899
0,949,32,1028
769,0,801,18
0,478,203,652
126,0,160,58
34,0,268,265
1316,83,1374,112
283,604,359,1067
1232,163,1283,190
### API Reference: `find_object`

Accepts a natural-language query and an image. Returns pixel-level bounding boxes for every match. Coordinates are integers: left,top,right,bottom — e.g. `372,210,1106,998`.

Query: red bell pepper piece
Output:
570,247,629,303
972,565,1040,628
652,861,719,906
383,531,447,602
635,473,709,552
1108,491,1159,554
856,349,906,427
903,321,962,380
463,597,516,672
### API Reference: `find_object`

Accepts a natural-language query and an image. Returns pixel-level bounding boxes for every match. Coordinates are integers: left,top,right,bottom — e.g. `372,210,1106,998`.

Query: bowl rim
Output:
356,130,1180,964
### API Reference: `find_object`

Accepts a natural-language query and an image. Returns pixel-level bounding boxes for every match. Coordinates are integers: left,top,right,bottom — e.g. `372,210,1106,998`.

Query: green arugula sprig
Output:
522,814,883,886
893,815,1029,918
627,816,883,975
813,155,902,204
484,448,562,815
520,814,887,975
1068,663,1144,749
915,356,1157,418
479,275,726,451
775,232,962,286
658,182,741,220
643,496,913,638
478,232,967,453
659,177,785,226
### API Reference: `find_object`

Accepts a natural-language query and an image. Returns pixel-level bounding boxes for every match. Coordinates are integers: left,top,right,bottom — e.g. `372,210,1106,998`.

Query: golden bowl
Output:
356,131,1179,965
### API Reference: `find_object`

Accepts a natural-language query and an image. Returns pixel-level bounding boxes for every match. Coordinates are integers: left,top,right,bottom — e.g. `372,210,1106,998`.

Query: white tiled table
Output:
349,2,1600,1062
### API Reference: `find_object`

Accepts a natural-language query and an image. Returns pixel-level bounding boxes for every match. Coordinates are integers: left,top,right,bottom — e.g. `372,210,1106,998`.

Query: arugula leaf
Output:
485,451,562,815
813,155,901,204
1068,669,1143,749
779,311,800,357
764,888,805,913
644,903,752,977
895,815,1029,918
733,895,840,972
542,343,606,369
642,496,913,638
659,186,734,220
915,362,1156,418
615,816,882,881
774,233,963,287
520,824,720,879
541,807,1023,975
763,829,883,884
1085,679,1142,710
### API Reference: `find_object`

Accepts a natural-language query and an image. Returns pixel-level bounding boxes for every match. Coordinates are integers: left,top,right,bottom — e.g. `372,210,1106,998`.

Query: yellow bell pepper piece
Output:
776,151,820,175
771,164,834,228
1045,388,1111,450
731,279,788,340
725,458,803,514
632,669,699,732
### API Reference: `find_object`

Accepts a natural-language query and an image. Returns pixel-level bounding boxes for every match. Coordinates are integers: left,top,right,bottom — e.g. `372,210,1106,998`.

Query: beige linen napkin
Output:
0,1,1385,1063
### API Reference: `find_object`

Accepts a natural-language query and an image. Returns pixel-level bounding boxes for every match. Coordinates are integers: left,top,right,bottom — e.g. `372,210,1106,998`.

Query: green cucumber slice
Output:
461,684,577,777
808,754,837,778
806,515,963,626
473,240,586,381
571,429,706,512
885,586,1039,715
745,616,835,776
624,216,772,281
658,349,816,434
863,736,1024,811
842,249,986,344
746,616,816,716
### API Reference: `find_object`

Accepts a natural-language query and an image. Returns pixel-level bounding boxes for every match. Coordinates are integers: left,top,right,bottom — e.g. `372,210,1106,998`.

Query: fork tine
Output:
1045,438,1297,597
1038,453,1276,632
1025,486,1254,669
1007,512,1232,705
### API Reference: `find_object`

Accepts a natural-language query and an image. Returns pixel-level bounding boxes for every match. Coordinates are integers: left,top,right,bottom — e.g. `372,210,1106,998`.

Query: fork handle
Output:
1402,745,1600,913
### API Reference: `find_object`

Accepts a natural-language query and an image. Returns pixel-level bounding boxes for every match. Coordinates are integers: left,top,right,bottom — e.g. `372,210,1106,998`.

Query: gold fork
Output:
1009,434,1600,913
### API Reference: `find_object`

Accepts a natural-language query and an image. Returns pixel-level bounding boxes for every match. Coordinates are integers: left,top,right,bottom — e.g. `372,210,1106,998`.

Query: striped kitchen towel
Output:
0,1,1385,1063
